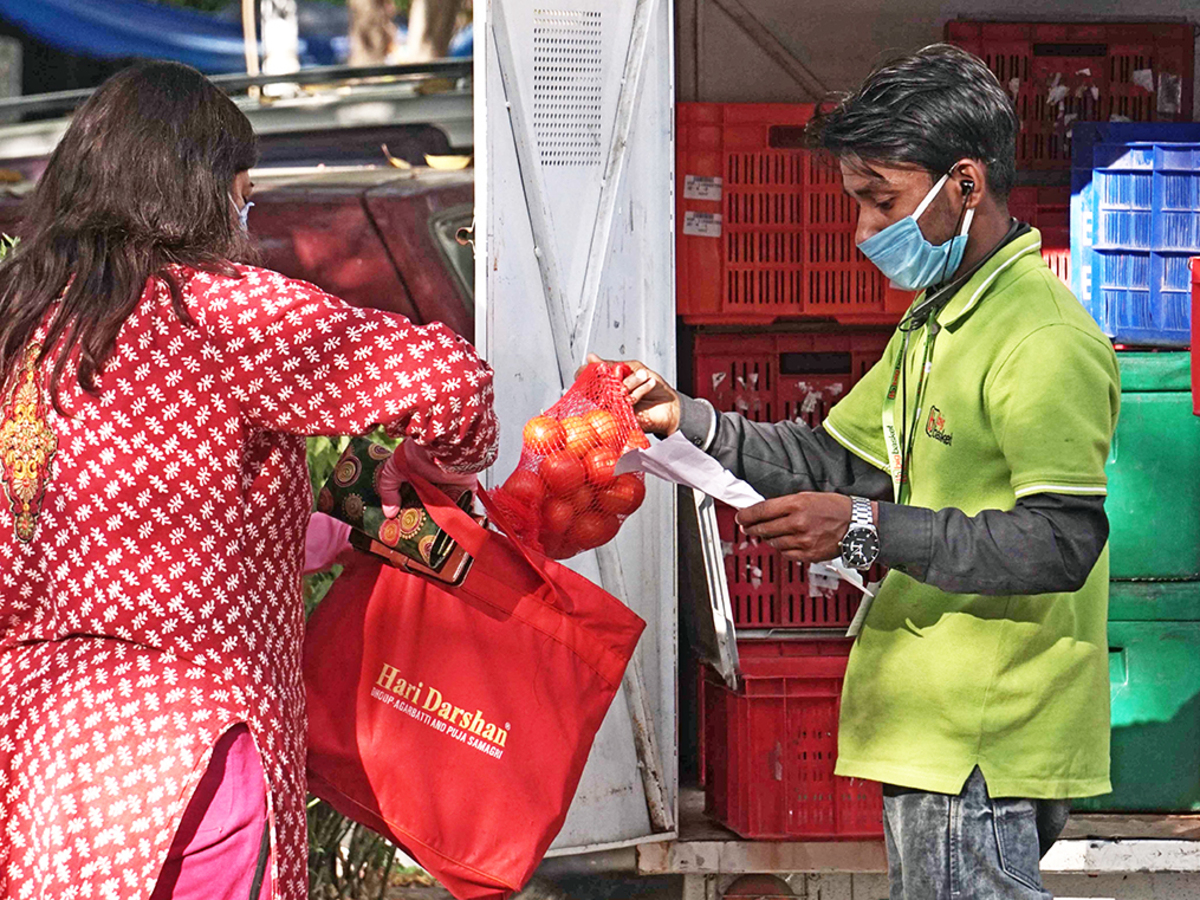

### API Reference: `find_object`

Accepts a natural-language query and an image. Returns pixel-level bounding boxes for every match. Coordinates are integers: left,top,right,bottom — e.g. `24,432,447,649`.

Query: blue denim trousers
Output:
883,767,1072,900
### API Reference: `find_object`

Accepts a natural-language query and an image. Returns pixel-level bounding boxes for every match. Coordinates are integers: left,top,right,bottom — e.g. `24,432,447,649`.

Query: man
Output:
605,44,1120,900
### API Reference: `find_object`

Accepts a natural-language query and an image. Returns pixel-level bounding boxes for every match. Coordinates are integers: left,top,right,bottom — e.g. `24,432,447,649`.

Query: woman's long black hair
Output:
0,60,259,413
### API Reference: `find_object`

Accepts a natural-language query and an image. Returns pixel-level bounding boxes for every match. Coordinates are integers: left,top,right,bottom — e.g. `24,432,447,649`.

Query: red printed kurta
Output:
0,265,498,899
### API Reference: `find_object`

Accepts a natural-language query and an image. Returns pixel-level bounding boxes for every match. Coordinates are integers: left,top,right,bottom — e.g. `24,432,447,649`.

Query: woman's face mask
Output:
229,193,254,234
856,172,974,292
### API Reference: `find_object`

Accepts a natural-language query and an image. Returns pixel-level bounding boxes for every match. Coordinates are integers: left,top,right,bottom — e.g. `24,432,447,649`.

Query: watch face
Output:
841,527,880,569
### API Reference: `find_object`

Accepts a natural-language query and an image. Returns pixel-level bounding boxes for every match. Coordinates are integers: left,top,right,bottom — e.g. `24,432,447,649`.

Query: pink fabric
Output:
151,725,271,900
303,513,353,575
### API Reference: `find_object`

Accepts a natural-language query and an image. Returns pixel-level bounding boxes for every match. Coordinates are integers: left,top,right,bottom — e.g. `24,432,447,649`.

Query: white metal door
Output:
475,0,678,853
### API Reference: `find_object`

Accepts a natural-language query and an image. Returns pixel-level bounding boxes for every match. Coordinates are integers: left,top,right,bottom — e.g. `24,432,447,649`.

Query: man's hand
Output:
736,492,868,563
580,352,681,437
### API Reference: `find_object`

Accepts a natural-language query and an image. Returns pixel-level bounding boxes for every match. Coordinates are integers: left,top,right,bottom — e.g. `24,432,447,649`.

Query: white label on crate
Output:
683,210,722,238
684,174,723,201
808,561,841,597
747,563,763,588
1132,68,1155,94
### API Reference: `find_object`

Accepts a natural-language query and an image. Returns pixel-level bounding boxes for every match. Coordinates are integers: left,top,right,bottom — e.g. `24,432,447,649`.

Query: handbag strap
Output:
385,449,573,609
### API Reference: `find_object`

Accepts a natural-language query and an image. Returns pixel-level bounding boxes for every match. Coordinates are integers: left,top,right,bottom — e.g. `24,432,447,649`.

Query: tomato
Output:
583,446,618,486
501,470,546,510
583,408,623,450
523,415,566,455
542,535,580,560
561,415,596,457
538,451,586,495
569,511,621,550
597,473,645,515
563,484,596,512
540,496,576,536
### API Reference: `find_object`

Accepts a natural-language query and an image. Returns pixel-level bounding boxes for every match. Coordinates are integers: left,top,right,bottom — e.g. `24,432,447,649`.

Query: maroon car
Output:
0,164,475,340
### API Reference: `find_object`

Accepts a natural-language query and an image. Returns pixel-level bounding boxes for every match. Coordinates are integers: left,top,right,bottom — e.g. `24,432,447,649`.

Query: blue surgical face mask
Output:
857,173,974,292
229,194,254,233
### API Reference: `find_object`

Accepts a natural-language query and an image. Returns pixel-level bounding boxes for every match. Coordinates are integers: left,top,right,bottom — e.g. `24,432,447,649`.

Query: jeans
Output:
883,767,1072,900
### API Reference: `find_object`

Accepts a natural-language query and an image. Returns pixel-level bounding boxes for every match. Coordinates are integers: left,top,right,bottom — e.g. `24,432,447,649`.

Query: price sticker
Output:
683,211,722,238
684,175,723,202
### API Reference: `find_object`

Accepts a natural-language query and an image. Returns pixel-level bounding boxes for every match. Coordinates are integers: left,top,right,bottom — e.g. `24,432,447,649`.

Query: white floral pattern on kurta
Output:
0,265,498,900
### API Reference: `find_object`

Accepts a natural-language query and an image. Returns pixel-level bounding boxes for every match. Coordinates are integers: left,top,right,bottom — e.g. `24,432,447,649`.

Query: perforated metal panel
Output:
532,9,603,167
480,0,677,853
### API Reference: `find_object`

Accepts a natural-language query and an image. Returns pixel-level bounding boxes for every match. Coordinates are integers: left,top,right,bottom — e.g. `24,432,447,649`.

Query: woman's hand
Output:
580,352,681,437
378,441,479,518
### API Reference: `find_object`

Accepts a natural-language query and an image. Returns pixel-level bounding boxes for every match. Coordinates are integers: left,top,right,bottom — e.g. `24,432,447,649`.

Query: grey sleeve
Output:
877,493,1110,595
676,394,893,501
678,394,1108,596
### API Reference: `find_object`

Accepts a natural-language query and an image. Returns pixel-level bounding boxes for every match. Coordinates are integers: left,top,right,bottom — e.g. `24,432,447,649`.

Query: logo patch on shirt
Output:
925,405,953,446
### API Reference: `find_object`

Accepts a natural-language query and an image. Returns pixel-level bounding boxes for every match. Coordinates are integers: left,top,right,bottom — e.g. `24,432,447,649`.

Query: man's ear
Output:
950,159,987,210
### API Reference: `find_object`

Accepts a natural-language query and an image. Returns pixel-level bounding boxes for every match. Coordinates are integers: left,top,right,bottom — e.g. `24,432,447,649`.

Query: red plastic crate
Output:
946,21,1195,172
1008,185,1071,287
703,639,883,839
677,103,913,324
693,330,889,628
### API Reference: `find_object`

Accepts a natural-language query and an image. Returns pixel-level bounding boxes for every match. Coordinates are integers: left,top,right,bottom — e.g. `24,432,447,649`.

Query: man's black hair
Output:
808,44,1019,198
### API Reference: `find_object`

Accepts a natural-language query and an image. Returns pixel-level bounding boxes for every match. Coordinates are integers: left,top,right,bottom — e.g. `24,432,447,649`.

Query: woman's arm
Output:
189,266,498,473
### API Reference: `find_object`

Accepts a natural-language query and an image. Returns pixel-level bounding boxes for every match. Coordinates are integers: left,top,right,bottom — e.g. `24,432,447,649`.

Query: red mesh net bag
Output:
492,362,650,559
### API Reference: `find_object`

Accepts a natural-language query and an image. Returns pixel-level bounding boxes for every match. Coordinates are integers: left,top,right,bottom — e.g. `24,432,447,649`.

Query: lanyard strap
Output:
881,320,939,505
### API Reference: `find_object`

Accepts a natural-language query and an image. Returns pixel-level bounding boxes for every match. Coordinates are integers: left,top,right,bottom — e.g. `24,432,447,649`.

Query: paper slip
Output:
827,560,882,638
616,434,878,637
614,432,765,509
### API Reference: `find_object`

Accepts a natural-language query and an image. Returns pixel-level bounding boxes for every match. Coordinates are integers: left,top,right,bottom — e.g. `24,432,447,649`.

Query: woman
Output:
0,62,497,899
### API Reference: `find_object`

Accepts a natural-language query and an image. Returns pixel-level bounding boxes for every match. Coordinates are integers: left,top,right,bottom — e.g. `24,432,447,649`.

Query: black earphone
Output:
961,178,975,196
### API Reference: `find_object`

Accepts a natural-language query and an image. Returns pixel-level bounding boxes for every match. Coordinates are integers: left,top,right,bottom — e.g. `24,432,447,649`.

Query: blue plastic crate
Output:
1072,124,1200,347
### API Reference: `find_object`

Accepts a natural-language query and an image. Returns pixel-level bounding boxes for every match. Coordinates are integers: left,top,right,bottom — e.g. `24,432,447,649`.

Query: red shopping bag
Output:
303,458,646,900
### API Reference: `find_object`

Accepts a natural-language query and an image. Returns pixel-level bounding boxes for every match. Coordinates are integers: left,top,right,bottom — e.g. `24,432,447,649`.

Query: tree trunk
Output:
348,0,398,66
399,0,464,62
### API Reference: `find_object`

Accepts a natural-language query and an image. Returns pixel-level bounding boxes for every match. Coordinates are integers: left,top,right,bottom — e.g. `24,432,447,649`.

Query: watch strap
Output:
850,496,874,529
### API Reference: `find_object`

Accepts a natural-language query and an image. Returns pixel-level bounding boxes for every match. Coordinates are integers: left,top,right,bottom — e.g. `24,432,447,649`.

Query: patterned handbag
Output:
316,437,473,573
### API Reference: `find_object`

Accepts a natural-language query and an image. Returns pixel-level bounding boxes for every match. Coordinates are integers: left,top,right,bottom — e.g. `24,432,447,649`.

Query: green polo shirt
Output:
824,228,1120,799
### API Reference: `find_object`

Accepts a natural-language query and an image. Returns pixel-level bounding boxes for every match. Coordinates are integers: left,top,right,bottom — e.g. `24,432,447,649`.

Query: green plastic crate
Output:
1106,353,1200,579
1075,582,1200,812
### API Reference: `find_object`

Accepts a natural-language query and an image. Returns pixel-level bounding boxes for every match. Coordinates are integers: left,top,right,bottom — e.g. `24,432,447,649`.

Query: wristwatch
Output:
839,496,880,570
